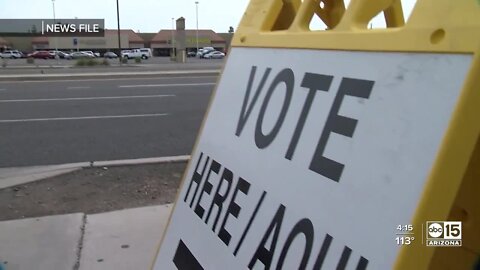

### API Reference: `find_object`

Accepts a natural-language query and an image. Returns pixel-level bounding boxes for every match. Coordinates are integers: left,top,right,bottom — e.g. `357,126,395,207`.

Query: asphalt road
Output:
0,74,217,167
0,57,224,76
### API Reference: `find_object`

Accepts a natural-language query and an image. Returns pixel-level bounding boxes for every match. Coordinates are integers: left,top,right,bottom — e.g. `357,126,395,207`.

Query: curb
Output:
91,155,190,167
0,70,220,82
1,65,73,69
0,155,191,189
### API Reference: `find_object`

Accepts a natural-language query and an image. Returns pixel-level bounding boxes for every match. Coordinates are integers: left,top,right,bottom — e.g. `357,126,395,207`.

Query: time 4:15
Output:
397,224,413,231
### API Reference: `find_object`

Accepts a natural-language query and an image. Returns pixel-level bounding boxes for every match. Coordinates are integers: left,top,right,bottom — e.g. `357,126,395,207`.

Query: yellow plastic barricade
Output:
152,0,480,269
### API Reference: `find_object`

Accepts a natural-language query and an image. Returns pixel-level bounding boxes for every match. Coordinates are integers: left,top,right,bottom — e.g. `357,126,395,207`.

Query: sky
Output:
0,0,417,33
0,0,251,33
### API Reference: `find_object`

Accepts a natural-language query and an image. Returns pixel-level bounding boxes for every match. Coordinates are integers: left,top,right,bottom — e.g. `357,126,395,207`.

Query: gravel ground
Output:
0,162,187,221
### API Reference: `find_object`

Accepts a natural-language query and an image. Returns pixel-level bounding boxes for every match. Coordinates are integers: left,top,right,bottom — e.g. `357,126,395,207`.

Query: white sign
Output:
153,48,471,269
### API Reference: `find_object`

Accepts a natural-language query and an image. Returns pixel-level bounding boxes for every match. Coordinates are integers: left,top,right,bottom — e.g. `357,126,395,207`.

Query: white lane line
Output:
119,82,216,88
0,89,6,91
0,76,218,84
0,94,175,103
0,113,169,123
67,86,91,89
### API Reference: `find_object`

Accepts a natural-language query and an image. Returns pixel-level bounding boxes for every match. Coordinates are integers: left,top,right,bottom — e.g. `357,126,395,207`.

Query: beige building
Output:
30,30,144,53
217,33,234,53
151,29,226,56
0,37,11,50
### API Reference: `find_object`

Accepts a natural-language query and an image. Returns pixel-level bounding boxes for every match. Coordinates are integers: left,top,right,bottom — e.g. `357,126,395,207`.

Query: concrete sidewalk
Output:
0,204,173,270
0,157,185,269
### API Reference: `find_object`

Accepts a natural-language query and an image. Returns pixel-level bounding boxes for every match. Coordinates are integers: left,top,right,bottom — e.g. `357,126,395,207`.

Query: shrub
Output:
26,57,35,64
101,59,110,66
1,59,7,68
75,58,87,66
86,59,98,66
121,57,128,64
134,57,141,63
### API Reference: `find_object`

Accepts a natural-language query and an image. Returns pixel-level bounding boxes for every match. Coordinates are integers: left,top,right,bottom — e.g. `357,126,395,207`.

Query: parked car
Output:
139,48,152,58
56,51,72,60
202,47,214,52
9,50,26,58
204,51,225,59
0,50,22,59
103,52,118,58
81,51,96,57
28,51,55,59
199,47,215,58
122,48,151,59
70,52,95,59
187,51,197,57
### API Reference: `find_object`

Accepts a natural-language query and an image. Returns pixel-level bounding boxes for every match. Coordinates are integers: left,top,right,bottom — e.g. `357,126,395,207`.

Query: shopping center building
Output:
0,28,231,56
150,29,227,56
27,30,143,53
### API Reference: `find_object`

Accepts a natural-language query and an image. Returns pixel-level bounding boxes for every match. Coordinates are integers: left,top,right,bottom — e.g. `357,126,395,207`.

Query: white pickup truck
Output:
0,50,23,59
121,48,152,59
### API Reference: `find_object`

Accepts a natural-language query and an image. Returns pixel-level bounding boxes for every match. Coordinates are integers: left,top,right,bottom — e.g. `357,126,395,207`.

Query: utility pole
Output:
171,17,175,58
195,1,199,52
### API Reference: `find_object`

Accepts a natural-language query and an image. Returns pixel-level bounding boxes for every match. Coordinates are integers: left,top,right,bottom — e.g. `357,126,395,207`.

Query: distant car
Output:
202,47,214,52
103,52,118,58
70,52,95,59
48,51,69,59
81,51,97,57
11,50,26,58
0,50,22,59
56,51,72,60
204,51,225,59
122,49,150,59
199,47,215,58
28,51,55,59
139,48,152,59
187,51,197,57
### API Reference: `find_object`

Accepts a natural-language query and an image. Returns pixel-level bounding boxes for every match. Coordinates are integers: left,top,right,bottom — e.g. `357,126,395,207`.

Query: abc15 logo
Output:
426,221,462,240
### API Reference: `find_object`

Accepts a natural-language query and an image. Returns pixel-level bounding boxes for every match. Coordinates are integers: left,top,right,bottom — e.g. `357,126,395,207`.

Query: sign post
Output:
152,0,480,269
73,37,79,51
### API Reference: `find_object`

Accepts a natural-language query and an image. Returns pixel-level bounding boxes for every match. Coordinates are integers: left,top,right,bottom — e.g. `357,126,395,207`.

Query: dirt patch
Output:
0,162,187,221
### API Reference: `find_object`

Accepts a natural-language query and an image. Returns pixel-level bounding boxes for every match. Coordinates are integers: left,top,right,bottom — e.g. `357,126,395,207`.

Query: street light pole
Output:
52,0,59,63
195,1,199,52
116,0,122,64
